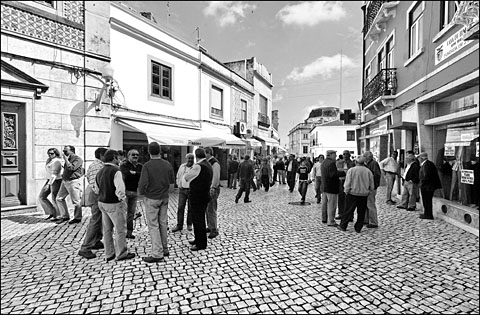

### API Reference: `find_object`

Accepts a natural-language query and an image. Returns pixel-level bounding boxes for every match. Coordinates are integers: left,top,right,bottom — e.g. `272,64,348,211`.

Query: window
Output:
347,131,355,141
241,99,247,122
377,48,385,73
303,146,309,154
409,1,424,57
386,36,394,68
151,61,172,100
365,65,371,84
260,95,268,115
440,1,458,29
303,133,308,140
210,85,223,117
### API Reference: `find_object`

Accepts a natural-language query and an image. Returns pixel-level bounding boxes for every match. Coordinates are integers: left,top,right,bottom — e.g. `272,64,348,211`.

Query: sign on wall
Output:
460,169,474,185
435,27,473,65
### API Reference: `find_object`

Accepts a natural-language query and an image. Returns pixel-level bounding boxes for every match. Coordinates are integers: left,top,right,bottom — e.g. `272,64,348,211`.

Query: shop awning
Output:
277,145,287,153
255,136,279,147
389,121,417,130
244,138,262,147
201,123,246,146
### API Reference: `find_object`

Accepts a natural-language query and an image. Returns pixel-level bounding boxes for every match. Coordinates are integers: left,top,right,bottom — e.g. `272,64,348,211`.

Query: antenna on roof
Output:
167,1,171,25
196,27,202,45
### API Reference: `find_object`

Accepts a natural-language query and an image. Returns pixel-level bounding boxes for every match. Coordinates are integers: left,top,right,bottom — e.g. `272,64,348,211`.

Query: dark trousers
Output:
250,178,257,191
261,175,270,192
287,171,296,191
421,188,434,218
228,173,238,188
338,179,346,217
273,169,278,182
126,191,137,236
340,194,368,232
236,179,251,201
190,196,208,249
80,197,103,251
177,188,192,227
298,181,308,201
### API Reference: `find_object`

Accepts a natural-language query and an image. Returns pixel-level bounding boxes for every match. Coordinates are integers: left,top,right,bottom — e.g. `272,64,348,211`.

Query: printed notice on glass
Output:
444,145,455,157
477,142,479,158
460,170,474,185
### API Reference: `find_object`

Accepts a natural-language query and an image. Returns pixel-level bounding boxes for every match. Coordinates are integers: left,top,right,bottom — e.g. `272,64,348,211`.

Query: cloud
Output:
276,1,347,27
286,54,359,82
203,1,257,27
273,93,284,103
246,40,256,48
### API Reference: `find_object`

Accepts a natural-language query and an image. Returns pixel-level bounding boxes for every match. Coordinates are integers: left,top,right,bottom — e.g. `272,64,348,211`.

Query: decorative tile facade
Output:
1,3,84,50
63,1,84,25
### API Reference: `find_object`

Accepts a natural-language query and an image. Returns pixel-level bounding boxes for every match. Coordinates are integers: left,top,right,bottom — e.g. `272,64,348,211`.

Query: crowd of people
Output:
39,143,442,263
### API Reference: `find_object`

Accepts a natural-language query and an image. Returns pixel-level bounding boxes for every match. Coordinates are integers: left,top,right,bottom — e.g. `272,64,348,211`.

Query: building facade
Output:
288,122,312,158
310,122,358,158
1,1,111,211
359,1,479,234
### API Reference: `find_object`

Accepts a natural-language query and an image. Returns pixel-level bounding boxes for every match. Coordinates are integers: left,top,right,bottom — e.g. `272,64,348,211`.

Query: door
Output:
1,101,26,207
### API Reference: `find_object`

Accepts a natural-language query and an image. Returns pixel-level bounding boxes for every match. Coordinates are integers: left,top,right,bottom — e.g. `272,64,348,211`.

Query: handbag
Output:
81,184,97,207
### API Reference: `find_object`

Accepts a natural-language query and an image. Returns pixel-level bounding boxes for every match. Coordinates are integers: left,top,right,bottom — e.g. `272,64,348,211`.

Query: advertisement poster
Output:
460,170,474,185
444,145,455,157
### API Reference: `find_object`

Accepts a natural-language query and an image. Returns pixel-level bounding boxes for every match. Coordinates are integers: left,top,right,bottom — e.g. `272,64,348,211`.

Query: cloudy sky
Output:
122,1,364,146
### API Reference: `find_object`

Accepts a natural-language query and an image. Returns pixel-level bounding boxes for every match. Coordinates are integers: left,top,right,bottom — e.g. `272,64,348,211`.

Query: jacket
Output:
321,157,346,194
420,160,442,192
404,161,420,184
344,165,374,196
366,159,381,189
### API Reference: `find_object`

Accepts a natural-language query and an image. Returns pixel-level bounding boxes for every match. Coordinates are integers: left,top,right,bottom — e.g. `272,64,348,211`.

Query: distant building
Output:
309,120,357,158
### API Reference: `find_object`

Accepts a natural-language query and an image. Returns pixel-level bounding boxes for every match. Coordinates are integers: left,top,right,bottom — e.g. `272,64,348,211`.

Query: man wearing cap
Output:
338,156,374,233
363,151,381,228
321,150,346,227
418,152,442,220
379,151,400,205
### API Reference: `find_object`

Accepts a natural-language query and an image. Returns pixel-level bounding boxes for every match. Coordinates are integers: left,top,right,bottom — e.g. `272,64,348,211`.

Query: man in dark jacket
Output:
120,149,143,239
228,155,239,189
321,150,346,226
397,154,420,211
364,151,382,228
286,155,299,192
418,152,442,220
235,155,255,203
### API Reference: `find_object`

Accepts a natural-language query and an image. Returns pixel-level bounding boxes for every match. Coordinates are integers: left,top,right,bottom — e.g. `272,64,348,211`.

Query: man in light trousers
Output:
364,151,381,228
205,147,220,239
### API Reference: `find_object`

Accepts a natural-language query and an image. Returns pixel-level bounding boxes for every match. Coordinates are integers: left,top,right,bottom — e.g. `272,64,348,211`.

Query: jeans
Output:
340,194,368,232
385,173,396,201
321,192,338,225
228,173,238,188
56,178,83,220
262,175,270,192
314,176,322,202
399,181,418,209
298,181,308,202
125,191,138,236
206,187,220,233
39,179,62,217
278,170,286,184
287,171,296,191
98,201,128,260
80,195,102,251
144,197,169,258
177,188,192,228
338,179,346,217
236,179,251,202
364,189,378,225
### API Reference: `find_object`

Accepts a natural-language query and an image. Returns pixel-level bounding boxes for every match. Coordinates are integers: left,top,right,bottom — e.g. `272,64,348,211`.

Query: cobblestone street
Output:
1,184,479,314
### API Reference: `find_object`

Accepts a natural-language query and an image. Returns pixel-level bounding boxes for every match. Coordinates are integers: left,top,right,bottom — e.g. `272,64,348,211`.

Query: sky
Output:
122,1,364,147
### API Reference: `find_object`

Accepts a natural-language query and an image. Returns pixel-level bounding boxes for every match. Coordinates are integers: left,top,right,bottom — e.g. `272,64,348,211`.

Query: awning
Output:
255,135,279,147
201,123,246,146
116,118,225,146
244,138,262,147
389,121,417,130
277,145,287,153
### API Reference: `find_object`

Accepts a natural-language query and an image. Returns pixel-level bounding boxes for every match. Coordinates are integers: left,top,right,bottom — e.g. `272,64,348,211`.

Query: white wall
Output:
200,71,232,126
310,125,357,157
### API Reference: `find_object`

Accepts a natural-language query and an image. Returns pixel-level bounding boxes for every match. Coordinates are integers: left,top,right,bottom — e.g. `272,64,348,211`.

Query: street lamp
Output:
94,63,118,111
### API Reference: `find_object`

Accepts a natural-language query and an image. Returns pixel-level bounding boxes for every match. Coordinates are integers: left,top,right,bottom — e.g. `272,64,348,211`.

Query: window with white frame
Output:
440,1,458,29
409,1,424,57
303,146,309,154
303,133,308,140
210,85,223,117
151,61,172,100
365,64,371,84
386,36,394,68
377,47,385,73
240,99,247,122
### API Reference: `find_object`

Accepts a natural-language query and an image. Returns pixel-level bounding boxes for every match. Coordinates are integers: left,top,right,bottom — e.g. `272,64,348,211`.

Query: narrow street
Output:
1,184,479,314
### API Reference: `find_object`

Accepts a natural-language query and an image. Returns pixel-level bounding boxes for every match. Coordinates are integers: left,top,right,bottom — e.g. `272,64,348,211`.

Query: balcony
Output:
362,68,397,110
258,112,270,128
363,1,400,42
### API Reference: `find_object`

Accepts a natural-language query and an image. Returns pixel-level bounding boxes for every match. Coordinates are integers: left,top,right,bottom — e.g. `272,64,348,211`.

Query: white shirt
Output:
310,162,322,177
176,163,193,189
404,161,413,180
93,162,126,201
184,158,206,183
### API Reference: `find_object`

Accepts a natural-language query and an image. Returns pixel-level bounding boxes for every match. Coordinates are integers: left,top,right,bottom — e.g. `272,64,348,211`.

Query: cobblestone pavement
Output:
1,183,479,314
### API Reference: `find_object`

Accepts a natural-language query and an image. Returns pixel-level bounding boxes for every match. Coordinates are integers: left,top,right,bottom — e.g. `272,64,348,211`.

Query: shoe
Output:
189,240,196,245
300,201,305,205
337,226,347,232
208,231,219,239
206,228,211,233
355,228,361,233
389,200,397,204
244,200,251,203
92,242,104,250
327,223,339,227
106,255,116,262
51,217,61,222
142,256,164,263
44,215,54,220
117,253,135,261
56,218,68,224
397,205,407,209
171,226,183,233
126,234,135,239
134,212,142,220
78,250,96,259
190,245,205,251
406,208,416,211
187,225,193,231
335,216,341,220
235,197,239,204
163,252,170,257
419,215,434,220
321,221,327,224
316,199,321,204
366,224,378,228
69,219,81,224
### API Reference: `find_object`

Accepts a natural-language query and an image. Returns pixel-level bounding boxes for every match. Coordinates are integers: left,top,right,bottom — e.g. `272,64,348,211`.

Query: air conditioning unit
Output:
236,121,247,135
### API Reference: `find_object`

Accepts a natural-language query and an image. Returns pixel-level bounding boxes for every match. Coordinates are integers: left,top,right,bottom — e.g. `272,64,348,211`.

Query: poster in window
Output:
477,141,479,158
444,145,455,157
460,170,474,185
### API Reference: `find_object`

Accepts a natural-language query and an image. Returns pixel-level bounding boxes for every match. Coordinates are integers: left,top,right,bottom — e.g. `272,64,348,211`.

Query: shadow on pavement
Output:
1,214,48,225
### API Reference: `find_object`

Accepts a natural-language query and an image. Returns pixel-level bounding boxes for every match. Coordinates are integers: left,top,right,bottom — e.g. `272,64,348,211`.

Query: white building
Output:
309,121,357,158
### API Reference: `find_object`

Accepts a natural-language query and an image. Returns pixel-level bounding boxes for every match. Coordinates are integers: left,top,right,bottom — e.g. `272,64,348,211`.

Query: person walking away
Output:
138,142,175,263
337,150,355,219
418,152,442,220
310,155,324,204
297,159,311,204
39,148,64,221
78,147,108,259
228,155,239,189
363,151,381,228
276,157,286,184
272,156,278,183
379,151,400,205
259,158,273,192
184,148,213,251
321,150,346,227
286,155,299,192
235,155,255,203
397,155,420,211
56,145,84,224
172,153,195,232
95,149,135,261
205,147,220,239
120,149,143,239
338,156,374,233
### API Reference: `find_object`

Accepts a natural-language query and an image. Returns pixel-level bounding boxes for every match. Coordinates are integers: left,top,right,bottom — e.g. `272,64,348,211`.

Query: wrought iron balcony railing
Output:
258,112,270,128
363,1,387,34
362,68,397,109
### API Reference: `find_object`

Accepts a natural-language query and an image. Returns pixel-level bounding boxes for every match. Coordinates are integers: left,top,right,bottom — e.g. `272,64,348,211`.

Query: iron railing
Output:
258,112,270,128
363,1,388,34
362,68,397,109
